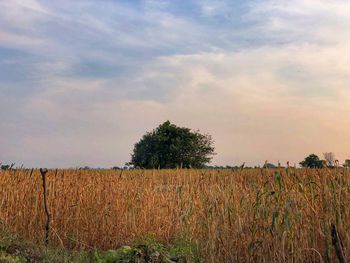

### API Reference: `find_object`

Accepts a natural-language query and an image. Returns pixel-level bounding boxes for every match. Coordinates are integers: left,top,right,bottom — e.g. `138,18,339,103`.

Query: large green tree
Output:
299,154,323,168
129,121,215,169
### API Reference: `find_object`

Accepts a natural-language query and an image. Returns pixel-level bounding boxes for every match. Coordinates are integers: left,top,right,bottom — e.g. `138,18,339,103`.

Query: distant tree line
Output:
299,152,348,168
0,163,15,170
1,120,349,171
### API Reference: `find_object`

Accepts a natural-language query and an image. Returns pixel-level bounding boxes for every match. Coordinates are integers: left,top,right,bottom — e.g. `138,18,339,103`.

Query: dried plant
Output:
0,168,349,262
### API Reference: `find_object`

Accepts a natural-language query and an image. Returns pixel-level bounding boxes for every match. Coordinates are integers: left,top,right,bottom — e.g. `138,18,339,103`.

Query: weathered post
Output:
331,223,346,263
40,168,50,246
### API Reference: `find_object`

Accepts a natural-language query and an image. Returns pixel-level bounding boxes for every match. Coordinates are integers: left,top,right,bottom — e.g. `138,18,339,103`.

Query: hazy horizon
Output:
1,0,350,168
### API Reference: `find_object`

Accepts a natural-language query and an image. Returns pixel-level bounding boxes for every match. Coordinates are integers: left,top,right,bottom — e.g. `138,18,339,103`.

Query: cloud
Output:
246,0,350,46
1,0,350,167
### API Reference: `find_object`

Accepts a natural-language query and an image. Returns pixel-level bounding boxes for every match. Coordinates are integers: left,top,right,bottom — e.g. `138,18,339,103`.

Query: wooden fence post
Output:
40,168,50,246
331,223,346,263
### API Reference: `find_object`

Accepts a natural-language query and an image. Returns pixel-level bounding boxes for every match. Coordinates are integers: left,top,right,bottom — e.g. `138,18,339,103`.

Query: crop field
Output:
0,168,350,262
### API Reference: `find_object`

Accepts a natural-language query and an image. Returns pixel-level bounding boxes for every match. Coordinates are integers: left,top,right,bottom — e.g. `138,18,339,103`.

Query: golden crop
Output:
0,168,349,262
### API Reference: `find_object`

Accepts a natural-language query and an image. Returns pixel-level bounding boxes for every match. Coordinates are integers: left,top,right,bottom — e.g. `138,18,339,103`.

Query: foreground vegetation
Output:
0,168,350,262
0,224,195,262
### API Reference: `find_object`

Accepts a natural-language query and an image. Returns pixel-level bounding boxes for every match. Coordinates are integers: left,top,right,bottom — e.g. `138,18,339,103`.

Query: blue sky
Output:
1,0,350,167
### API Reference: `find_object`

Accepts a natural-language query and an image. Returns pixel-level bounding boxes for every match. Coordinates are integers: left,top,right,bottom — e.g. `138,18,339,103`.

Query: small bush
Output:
94,237,199,263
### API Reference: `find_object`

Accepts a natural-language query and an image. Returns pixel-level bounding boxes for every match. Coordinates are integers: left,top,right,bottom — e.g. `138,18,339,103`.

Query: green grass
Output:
0,223,197,263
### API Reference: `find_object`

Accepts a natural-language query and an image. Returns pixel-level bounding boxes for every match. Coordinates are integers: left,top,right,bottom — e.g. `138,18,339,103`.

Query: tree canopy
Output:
128,121,215,169
299,154,323,168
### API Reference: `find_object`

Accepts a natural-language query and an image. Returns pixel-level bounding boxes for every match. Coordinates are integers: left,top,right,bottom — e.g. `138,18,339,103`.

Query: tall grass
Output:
0,168,349,262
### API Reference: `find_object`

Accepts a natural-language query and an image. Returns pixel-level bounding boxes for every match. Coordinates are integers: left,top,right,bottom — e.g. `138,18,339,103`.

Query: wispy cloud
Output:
1,0,350,167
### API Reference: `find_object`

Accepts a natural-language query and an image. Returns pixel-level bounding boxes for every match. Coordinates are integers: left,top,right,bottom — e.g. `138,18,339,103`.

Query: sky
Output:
1,0,350,168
